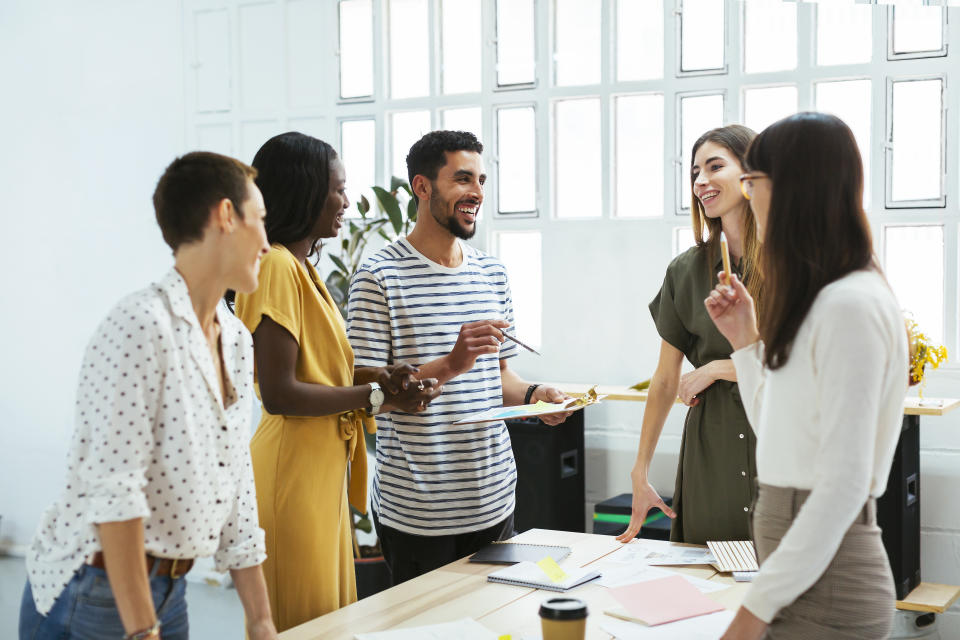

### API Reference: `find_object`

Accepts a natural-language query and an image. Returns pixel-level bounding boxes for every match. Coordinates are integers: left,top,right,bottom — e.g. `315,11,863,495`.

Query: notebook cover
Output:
469,542,572,565
486,561,600,592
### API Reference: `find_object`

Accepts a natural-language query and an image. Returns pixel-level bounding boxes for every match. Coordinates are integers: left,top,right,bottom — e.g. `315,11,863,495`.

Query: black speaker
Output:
877,414,921,600
507,411,585,533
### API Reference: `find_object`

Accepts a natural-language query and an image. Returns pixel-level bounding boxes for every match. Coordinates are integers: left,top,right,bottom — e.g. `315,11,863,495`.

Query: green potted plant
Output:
329,176,416,599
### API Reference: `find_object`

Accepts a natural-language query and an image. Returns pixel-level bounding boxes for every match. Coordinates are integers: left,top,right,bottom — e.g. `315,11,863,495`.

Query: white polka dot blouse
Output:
25,269,266,615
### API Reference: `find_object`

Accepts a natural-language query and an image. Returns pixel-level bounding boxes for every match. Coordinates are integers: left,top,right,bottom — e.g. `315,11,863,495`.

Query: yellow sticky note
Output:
536,556,569,583
497,636,512,640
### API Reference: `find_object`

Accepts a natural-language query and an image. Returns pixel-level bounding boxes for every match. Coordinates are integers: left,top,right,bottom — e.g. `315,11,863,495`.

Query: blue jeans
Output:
19,562,189,639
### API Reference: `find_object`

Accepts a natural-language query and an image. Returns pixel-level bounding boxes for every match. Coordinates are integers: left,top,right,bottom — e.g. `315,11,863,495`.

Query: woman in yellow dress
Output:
235,132,441,632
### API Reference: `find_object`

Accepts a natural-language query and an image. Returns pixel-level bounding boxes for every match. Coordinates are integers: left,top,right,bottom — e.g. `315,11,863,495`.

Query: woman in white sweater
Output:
705,112,908,640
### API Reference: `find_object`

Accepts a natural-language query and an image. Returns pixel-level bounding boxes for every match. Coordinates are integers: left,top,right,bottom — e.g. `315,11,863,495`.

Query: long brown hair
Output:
689,125,763,311
746,112,874,370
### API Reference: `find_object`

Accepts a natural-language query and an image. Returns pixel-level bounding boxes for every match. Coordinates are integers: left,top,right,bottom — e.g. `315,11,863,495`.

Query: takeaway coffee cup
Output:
539,597,588,640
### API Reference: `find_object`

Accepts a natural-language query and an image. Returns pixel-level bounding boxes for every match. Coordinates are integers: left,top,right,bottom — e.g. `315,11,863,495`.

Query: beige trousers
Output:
753,483,895,640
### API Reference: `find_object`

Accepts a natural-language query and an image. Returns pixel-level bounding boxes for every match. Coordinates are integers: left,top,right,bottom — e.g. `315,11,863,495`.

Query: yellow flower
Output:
906,316,948,397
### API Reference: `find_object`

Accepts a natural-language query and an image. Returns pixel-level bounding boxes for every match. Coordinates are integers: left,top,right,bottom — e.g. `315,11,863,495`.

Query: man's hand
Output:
532,385,573,426
719,606,768,640
446,319,510,376
677,361,717,406
615,469,677,543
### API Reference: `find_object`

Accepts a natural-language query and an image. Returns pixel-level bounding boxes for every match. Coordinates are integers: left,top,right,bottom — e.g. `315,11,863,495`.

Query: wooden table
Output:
279,529,747,639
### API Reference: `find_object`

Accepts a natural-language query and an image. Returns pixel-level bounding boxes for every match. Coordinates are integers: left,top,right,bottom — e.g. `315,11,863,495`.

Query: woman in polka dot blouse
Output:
19,152,279,640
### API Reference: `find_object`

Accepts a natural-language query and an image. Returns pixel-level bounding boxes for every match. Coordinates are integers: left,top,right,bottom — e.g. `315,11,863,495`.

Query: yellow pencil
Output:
720,231,732,285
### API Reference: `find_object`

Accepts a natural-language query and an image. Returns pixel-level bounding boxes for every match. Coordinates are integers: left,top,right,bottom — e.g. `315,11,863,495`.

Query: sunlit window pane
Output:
891,6,944,55
618,0,663,81
495,231,542,349
680,0,725,72
442,107,482,140
615,94,664,218
890,79,943,203
674,227,696,257
391,110,431,183
497,0,536,86
743,85,797,134
441,0,481,94
816,79,871,208
497,106,537,213
554,0,600,86
555,98,601,218
680,94,725,210
885,225,944,344
339,0,374,99
816,3,871,66
743,0,797,74
339,119,376,216
389,0,429,99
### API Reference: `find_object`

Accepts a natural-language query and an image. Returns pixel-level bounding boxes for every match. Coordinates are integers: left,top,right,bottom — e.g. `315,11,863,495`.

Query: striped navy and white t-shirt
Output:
346,238,518,536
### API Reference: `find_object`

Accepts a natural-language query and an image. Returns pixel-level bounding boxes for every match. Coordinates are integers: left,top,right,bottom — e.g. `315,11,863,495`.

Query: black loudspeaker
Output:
877,414,921,600
506,411,585,533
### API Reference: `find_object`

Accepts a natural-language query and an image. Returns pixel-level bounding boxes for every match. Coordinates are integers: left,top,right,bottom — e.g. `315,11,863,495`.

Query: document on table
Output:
606,541,716,566
600,610,736,639
592,560,727,593
608,575,725,626
354,617,498,640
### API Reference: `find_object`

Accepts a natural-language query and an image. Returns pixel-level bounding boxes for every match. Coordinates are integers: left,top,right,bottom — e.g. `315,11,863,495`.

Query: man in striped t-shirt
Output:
347,131,570,585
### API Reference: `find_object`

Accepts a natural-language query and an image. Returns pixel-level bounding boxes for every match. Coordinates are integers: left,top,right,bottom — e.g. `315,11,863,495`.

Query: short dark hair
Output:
406,130,483,204
153,151,256,251
747,112,874,370
252,132,337,257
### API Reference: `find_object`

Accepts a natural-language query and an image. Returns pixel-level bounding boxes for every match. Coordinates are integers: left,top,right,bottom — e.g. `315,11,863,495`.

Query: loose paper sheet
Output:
609,575,725,626
354,617,498,640
600,610,735,639
453,386,605,424
592,561,727,593
606,541,716,566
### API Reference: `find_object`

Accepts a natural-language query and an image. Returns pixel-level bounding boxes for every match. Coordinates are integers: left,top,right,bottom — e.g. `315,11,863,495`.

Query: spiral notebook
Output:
469,542,571,565
487,561,600,592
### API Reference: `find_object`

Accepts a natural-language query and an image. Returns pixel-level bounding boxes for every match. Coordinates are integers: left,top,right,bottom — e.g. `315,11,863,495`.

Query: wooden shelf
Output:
896,582,960,614
548,382,959,416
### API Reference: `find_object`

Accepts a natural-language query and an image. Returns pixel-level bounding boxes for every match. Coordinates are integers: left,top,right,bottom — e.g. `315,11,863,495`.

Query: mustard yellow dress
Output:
235,245,374,632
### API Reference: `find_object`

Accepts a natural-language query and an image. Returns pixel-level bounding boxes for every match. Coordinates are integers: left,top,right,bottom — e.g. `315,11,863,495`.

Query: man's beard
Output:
430,189,476,240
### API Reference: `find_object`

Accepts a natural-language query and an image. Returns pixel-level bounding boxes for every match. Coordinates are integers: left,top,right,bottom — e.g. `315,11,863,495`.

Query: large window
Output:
186,1,960,362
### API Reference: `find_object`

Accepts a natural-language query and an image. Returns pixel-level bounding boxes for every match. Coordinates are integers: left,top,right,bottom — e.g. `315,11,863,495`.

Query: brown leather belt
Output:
88,552,194,580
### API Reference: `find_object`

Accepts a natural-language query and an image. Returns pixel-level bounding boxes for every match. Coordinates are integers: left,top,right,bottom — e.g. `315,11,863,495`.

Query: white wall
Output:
0,0,185,549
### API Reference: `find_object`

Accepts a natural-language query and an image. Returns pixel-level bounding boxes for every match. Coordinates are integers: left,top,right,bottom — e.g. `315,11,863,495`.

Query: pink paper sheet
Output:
610,574,726,626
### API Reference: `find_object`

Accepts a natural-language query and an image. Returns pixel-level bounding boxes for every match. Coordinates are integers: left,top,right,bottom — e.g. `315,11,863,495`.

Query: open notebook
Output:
487,561,600,592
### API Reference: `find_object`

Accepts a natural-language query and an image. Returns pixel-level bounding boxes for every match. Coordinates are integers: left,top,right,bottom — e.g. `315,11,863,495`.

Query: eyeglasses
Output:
739,172,769,201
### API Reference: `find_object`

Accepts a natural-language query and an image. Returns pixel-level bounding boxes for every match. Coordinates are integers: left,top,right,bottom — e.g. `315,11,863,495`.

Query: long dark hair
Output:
689,124,763,311
747,112,874,370
252,131,337,258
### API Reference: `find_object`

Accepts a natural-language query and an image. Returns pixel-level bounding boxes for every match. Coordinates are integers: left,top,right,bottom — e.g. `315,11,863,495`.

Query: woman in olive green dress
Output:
617,125,763,545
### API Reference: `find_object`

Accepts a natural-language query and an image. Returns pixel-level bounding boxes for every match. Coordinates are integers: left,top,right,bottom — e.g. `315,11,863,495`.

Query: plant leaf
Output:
358,194,370,216
390,175,406,193
407,198,417,223
401,182,413,198
329,254,349,275
373,186,403,235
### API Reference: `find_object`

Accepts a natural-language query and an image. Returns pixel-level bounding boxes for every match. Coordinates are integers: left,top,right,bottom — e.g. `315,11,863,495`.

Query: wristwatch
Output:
368,382,385,415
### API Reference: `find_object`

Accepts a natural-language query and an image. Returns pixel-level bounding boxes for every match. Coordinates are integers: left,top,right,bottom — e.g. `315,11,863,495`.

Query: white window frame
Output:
887,5,949,61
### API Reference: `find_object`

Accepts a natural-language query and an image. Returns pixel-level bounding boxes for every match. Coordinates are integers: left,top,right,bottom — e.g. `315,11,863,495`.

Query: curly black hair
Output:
405,130,483,204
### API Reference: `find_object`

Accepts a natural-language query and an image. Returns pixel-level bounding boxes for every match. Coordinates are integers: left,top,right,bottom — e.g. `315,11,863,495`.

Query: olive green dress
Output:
649,246,757,544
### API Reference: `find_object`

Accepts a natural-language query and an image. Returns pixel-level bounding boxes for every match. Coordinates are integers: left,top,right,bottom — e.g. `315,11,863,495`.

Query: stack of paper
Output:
600,610,735,639
606,575,725,626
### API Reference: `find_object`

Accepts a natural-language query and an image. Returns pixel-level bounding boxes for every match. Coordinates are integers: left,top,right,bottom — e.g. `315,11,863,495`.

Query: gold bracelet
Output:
124,621,161,640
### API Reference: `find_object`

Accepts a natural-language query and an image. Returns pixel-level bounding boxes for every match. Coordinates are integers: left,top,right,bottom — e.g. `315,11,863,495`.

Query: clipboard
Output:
453,386,605,425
